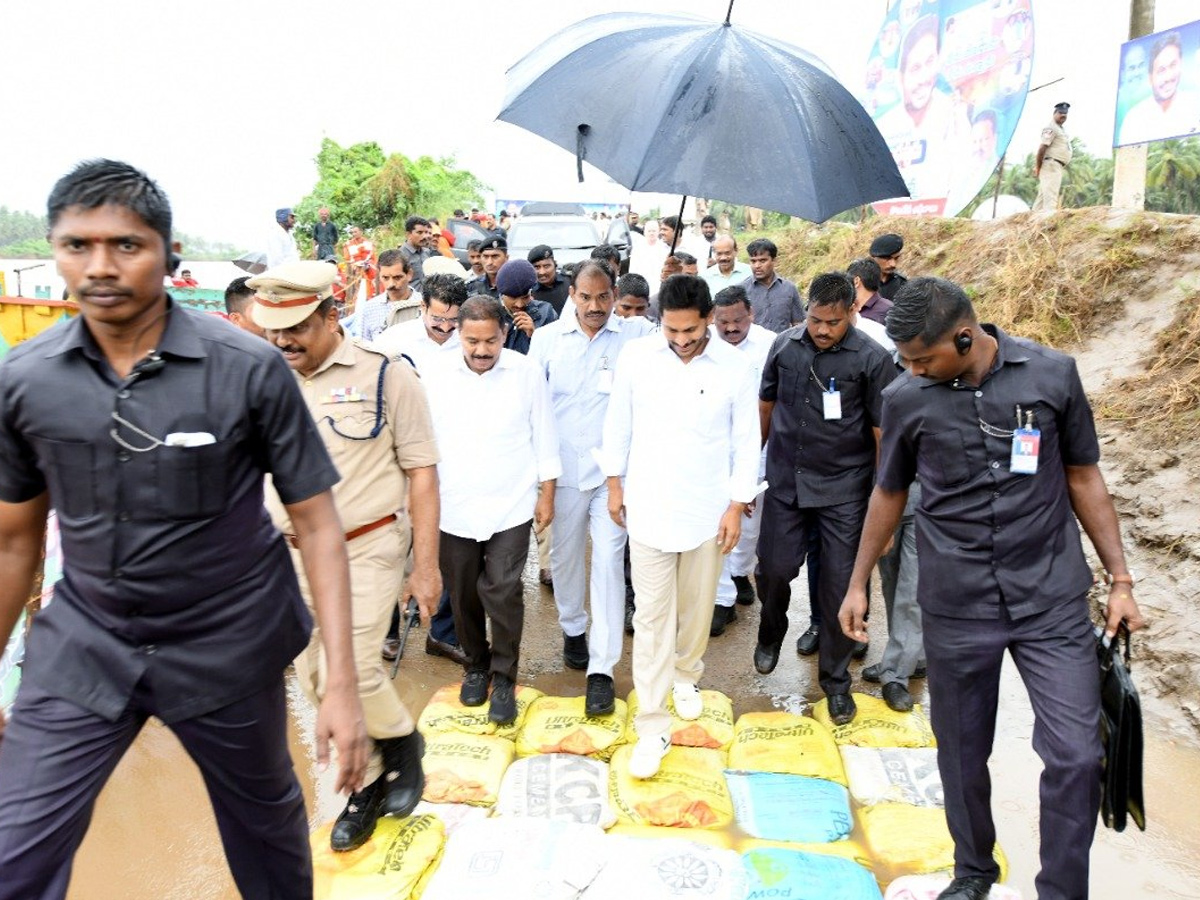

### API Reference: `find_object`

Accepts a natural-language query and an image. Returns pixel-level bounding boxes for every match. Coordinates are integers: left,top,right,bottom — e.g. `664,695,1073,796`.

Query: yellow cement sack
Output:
609,744,734,828
311,813,444,900
740,837,873,872
728,711,846,785
514,695,628,759
411,801,491,836
417,682,542,741
857,804,1008,885
495,753,617,828
421,733,514,807
813,693,936,748
625,688,735,752
840,747,943,807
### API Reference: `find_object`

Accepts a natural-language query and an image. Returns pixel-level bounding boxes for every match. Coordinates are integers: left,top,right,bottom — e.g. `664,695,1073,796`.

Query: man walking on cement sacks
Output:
599,274,760,779
840,276,1145,900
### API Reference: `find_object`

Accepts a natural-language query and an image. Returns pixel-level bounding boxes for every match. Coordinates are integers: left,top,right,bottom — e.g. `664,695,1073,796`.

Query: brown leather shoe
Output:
425,634,469,667
381,637,402,662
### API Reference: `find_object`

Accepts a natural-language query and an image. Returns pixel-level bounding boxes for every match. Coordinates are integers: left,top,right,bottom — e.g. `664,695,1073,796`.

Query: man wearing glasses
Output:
0,161,365,899
254,260,442,853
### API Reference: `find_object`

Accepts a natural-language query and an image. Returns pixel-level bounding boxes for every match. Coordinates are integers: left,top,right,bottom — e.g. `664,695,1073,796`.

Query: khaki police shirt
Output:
1040,120,1072,166
268,335,439,534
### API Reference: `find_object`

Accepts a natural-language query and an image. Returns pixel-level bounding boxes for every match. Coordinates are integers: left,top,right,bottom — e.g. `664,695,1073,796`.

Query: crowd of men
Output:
0,160,1145,900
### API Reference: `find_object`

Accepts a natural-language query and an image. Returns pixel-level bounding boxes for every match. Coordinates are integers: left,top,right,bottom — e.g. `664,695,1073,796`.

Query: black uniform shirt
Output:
877,272,908,301
760,324,897,507
534,274,571,316
500,298,559,355
0,303,339,722
876,325,1099,620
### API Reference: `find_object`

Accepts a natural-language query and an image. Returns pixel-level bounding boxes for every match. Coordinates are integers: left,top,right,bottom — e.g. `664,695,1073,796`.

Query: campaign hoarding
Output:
865,0,1034,217
1114,21,1200,147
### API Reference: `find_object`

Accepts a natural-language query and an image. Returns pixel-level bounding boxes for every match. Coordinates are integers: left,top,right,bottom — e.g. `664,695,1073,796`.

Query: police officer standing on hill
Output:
1034,102,1072,212
253,260,441,853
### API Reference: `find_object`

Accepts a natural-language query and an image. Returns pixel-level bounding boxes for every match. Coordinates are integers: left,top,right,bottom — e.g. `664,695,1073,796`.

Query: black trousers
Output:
440,520,531,681
924,595,1101,900
756,493,867,696
0,678,310,900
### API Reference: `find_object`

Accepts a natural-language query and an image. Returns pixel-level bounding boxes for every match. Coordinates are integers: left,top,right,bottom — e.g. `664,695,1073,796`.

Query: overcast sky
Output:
3,0,1195,248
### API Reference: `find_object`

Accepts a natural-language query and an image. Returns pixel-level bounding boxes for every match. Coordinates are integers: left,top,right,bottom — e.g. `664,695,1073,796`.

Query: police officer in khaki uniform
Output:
250,261,442,852
1034,102,1072,211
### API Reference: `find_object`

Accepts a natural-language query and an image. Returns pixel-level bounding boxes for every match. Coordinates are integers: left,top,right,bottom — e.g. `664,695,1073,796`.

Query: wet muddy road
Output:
68,548,1200,899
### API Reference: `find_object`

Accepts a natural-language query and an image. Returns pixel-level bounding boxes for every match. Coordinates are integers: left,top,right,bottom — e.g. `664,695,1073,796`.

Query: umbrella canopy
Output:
233,251,267,275
498,12,908,223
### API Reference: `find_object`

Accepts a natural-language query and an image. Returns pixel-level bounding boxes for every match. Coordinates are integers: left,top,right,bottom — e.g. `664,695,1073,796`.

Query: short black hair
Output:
378,248,409,271
616,272,650,299
902,14,941,67
714,285,750,310
48,159,172,257
658,274,713,316
459,294,504,325
467,239,483,253
660,215,681,231
572,259,616,289
885,276,975,345
672,251,698,267
224,276,254,315
846,258,882,292
590,244,620,267
746,238,777,259
701,215,717,227
807,272,855,310
405,215,430,233
1151,31,1182,66
423,273,468,309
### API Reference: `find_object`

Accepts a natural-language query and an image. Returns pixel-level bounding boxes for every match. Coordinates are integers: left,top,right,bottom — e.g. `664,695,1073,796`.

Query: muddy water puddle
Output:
68,553,1200,898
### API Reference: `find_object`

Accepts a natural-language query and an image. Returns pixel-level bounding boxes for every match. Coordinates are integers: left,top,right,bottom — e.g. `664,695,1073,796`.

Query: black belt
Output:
1047,157,1069,166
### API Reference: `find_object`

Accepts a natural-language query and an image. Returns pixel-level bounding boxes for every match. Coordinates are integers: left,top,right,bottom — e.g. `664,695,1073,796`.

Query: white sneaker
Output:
672,682,703,721
628,734,670,779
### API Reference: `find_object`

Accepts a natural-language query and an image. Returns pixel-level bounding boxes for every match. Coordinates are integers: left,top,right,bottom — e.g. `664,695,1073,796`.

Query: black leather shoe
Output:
585,673,615,717
863,662,926,683
563,632,589,670
851,640,869,660
710,604,738,637
936,876,996,900
795,625,820,656
882,681,914,713
381,637,402,662
330,777,384,851
425,634,469,667
624,600,635,635
754,641,781,675
732,574,756,606
460,669,490,706
379,731,425,818
489,673,517,725
827,692,857,726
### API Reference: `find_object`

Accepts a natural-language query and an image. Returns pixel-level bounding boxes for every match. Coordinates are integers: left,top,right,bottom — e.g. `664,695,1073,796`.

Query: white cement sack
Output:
841,747,944,808
494,753,617,828
885,874,1023,899
584,834,748,899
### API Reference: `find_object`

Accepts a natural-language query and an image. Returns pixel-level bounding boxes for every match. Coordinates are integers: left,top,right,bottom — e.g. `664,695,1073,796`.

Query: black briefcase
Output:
1096,626,1146,832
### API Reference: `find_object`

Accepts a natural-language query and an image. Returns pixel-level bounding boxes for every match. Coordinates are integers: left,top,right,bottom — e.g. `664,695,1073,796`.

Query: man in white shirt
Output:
600,275,760,778
375,272,463,371
265,208,300,269
530,261,654,717
707,286,776,638
701,236,752,293
350,250,422,343
422,296,560,726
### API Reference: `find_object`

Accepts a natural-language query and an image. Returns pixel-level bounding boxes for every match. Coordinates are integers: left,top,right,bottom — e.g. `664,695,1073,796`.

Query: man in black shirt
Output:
754,273,897,724
869,232,908,301
0,160,366,900
528,244,570,315
840,276,1145,900
312,206,339,261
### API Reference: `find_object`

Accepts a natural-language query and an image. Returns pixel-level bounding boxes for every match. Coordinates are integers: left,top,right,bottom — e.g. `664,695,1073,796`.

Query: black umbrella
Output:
498,7,908,225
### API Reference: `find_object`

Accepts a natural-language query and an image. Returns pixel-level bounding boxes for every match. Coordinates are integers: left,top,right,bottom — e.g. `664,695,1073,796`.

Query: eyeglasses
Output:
428,314,459,326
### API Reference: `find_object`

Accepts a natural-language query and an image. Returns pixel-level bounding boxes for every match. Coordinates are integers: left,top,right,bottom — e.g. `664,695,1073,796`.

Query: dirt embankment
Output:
775,208,1200,739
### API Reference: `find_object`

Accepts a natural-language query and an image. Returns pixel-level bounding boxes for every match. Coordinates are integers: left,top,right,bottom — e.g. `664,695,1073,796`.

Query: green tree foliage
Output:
294,138,486,249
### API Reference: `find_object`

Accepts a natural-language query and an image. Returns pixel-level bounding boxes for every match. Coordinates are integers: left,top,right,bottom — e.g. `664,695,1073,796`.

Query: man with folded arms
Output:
600,274,759,778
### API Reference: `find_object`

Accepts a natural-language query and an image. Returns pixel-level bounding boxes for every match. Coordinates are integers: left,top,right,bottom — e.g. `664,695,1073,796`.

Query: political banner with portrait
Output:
1113,21,1200,148
863,0,1034,217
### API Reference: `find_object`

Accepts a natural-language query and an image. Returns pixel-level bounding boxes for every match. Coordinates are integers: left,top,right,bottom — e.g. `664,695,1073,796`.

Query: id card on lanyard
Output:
1011,427,1040,474
822,377,842,420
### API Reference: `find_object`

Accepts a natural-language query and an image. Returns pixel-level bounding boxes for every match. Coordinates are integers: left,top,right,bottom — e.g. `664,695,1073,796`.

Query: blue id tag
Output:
1010,427,1040,474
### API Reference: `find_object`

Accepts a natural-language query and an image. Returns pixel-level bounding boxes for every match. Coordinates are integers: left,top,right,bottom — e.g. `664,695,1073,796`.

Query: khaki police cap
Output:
248,260,338,330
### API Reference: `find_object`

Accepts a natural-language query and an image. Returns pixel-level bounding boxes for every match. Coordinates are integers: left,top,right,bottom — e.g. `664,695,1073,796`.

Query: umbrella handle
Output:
668,195,687,255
